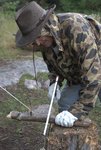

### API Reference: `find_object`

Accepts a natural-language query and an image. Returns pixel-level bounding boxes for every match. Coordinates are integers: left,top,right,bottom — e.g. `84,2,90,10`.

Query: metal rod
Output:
43,76,59,136
0,85,30,111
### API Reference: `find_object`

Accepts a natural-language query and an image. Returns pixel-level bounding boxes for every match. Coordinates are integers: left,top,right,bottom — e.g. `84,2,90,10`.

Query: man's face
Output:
35,36,54,48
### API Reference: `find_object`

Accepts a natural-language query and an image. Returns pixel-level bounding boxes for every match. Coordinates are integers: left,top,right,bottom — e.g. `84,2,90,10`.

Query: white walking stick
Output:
43,76,59,136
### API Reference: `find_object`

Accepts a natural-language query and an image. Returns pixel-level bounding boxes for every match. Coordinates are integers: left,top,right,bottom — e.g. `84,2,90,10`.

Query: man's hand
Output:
55,111,78,127
48,83,61,102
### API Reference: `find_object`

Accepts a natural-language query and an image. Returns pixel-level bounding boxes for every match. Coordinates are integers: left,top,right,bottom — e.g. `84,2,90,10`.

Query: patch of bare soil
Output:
0,84,47,150
0,122,44,150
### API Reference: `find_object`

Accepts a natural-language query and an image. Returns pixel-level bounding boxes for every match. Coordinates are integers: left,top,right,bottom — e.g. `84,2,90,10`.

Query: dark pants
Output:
58,84,100,113
58,84,81,112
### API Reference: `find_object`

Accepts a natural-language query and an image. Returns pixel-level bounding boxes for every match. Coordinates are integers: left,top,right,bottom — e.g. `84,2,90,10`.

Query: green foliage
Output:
0,0,101,13
2,1,19,11
37,72,48,82
19,74,35,86
60,0,101,13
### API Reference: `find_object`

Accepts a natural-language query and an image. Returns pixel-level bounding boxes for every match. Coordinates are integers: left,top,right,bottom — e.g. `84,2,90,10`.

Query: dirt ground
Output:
0,86,46,150
0,122,45,150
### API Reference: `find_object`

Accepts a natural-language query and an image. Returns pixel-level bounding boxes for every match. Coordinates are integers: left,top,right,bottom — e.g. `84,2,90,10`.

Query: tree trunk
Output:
46,123,99,150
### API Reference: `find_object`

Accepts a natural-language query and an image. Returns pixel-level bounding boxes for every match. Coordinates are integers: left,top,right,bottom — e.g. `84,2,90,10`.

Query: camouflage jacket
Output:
41,13,101,119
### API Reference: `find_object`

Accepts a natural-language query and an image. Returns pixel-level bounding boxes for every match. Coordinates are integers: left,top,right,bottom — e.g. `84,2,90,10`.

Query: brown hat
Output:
15,1,56,47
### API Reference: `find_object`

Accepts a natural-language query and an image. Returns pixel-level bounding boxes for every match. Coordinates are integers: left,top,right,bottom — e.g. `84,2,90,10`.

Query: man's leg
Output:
58,84,81,112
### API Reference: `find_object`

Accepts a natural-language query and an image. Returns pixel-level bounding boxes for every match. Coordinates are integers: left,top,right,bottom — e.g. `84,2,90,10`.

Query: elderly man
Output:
15,1,101,127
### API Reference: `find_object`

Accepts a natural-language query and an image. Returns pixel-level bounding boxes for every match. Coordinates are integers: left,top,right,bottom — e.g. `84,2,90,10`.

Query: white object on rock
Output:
40,148,45,150
55,110,78,127
48,83,61,102
24,79,41,89
43,79,50,89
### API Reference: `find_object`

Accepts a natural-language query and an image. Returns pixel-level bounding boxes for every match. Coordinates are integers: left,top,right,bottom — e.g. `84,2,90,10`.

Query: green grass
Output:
0,12,17,58
0,79,48,126
0,12,34,60
60,0,101,14
0,11,45,60
0,72,49,127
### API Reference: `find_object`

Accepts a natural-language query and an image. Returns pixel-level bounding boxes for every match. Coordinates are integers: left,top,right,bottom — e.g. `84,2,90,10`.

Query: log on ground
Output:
7,104,92,127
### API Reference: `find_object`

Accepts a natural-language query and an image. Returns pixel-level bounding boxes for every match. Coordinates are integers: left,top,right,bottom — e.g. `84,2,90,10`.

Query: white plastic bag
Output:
48,84,61,102
55,111,78,127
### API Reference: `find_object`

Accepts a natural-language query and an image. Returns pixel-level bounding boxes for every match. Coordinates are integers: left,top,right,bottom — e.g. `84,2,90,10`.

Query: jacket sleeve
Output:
64,16,101,119
41,49,64,87
79,44,100,108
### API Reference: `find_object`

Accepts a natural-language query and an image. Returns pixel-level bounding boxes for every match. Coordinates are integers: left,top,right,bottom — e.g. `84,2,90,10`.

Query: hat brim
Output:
16,5,56,47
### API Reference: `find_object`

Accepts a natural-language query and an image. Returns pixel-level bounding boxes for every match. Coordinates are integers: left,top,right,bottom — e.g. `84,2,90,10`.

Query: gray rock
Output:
0,58,48,87
24,79,41,89
43,80,50,89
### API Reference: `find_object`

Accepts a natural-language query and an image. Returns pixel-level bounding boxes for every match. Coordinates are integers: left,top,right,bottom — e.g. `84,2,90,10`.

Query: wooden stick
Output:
7,111,92,127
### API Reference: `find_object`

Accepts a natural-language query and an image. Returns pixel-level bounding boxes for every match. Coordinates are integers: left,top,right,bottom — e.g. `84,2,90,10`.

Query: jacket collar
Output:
46,13,64,52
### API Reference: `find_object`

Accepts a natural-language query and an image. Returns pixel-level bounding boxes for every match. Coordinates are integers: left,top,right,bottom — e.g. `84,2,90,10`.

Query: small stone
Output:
40,147,45,150
43,80,50,89
24,79,41,89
